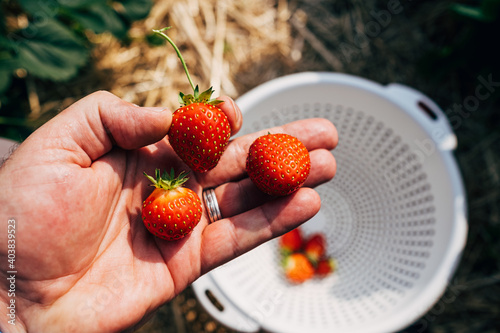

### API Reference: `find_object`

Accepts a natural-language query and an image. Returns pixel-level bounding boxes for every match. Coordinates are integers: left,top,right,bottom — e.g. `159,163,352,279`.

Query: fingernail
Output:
231,99,242,127
142,107,168,112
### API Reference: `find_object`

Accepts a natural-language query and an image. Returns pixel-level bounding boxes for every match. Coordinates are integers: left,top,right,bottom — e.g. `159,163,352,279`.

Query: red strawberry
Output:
246,133,311,196
154,27,231,172
304,233,327,264
168,89,231,172
279,228,303,254
142,169,202,241
283,253,314,284
315,257,337,277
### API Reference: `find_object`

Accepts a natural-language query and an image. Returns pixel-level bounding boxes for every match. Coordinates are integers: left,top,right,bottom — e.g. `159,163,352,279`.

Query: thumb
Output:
37,91,172,163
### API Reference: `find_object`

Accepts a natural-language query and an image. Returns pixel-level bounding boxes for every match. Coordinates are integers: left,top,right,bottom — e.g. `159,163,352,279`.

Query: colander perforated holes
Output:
195,75,466,333
217,99,444,331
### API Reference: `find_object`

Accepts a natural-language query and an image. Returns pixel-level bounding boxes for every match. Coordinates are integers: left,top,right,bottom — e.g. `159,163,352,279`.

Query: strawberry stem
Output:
153,27,196,93
144,168,189,191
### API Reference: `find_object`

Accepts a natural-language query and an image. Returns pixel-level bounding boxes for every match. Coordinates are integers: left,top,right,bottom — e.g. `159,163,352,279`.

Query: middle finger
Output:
199,118,338,187
212,148,336,218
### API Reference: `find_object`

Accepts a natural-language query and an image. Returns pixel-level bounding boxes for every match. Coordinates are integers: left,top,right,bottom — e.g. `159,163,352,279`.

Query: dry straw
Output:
91,0,303,111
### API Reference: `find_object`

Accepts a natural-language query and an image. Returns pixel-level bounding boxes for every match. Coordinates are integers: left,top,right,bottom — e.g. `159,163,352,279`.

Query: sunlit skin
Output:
0,91,338,333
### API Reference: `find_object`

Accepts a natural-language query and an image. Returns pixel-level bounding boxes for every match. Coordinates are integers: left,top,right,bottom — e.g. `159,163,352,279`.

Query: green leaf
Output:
19,0,105,13
0,68,12,94
57,0,106,9
452,4,486,21
0,5,7,35
179,93,196,106
0,56,17,94
18,0,59,17
194,85,199,99
66,4,127,38
0,116,33,127
117,0,153,21
481,0,500,20
178,92,185,105
14,19,89,81
198,87,214,102
143,168,189,190
451,0,500,22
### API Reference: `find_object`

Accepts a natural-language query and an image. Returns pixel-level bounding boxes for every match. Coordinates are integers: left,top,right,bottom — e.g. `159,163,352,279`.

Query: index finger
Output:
217,96,243,136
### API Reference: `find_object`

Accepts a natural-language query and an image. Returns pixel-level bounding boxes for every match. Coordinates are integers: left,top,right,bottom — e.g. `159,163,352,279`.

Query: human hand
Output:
0,91,337,332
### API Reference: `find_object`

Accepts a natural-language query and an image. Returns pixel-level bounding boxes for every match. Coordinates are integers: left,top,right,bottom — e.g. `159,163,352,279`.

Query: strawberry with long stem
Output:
153,27,231,173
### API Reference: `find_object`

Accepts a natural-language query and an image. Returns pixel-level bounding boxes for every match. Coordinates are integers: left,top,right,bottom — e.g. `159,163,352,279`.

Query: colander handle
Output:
385,83,458,151
192,273,261,332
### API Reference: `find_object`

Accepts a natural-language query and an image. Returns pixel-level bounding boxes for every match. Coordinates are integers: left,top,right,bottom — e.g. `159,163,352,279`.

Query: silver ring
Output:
203,188,222,223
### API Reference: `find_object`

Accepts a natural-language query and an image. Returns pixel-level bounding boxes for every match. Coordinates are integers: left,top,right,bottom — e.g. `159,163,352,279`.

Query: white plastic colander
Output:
192,72,467,333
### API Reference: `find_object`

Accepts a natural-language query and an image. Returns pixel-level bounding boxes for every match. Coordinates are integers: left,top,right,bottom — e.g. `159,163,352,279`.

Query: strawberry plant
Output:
153,27,231,173
142,169,202,241
0,0,152,140
1,0,152,89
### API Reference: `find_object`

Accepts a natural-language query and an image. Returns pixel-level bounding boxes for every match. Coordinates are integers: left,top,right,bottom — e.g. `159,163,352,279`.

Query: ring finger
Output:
204,148,336,220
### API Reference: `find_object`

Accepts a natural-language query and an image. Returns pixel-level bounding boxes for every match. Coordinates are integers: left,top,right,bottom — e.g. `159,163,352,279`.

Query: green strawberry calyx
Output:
143,168,189,191
179,85,223,106
152,27,223,107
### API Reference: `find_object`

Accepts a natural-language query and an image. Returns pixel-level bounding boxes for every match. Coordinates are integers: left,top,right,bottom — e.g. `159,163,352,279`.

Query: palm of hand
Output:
6,139,203,332
0,92,337,333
